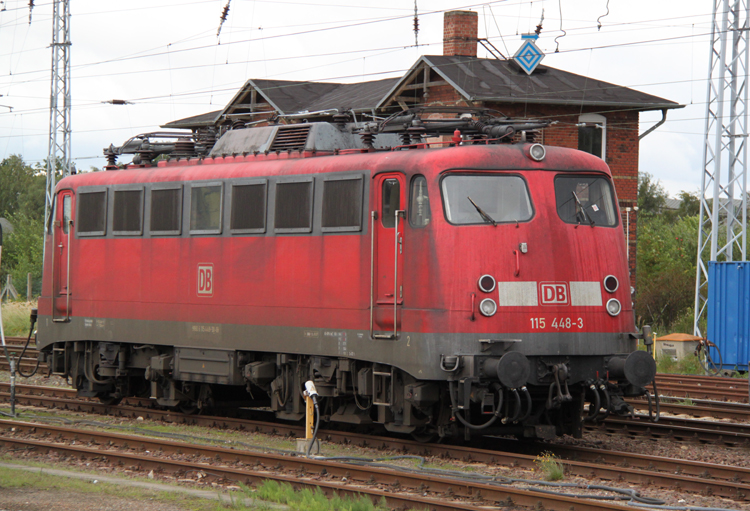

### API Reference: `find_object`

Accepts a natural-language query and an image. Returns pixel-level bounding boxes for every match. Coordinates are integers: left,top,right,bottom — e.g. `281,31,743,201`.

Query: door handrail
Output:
369,211,376,339
391,210,404,339
50,219,57,321
52,197,72,323
371,208,403,340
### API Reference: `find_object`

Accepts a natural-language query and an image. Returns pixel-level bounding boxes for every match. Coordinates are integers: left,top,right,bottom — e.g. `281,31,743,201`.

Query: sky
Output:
0,0,718,197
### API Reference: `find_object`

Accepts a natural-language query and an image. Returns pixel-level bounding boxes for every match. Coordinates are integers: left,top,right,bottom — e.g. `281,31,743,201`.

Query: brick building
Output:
165,10,681,285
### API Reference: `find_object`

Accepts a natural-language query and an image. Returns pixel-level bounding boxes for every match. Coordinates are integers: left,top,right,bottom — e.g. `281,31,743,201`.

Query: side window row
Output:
75,174,365,237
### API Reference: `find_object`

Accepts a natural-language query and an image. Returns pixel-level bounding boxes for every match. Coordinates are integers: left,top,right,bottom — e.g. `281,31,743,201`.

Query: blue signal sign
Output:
514,35,545,75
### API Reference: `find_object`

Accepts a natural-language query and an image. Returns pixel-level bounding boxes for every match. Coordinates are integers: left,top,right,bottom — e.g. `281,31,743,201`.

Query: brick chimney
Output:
443,10,478,57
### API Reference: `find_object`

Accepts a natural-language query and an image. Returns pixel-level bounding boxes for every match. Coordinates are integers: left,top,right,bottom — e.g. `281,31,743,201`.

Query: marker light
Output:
606,298,622,317
604,275,619,293
529,143,546,161
478,274,496,293
479,298,498,317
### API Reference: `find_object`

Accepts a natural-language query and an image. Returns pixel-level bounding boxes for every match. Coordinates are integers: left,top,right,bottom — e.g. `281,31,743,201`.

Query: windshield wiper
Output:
571,191,594,226
467,196,497,226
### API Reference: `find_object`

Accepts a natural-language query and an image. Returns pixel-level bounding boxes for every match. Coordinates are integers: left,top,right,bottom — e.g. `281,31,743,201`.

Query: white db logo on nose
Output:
540,283,568,305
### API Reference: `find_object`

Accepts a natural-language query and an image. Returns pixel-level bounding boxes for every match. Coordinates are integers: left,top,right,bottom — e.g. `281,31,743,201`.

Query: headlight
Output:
529,143,546,161
606,298,622,316
478,274,496,293
604,275,619,293
480,298,497,317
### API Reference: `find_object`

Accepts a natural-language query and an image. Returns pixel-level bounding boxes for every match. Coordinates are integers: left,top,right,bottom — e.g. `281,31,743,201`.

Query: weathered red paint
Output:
38,143,633,341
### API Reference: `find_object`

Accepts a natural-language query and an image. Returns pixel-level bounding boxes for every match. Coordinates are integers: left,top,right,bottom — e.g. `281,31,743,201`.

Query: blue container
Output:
707,261,750,371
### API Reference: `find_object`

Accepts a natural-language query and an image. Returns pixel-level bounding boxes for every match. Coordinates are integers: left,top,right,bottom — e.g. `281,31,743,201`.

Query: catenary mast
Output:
44,0,72,236
695,0,750,336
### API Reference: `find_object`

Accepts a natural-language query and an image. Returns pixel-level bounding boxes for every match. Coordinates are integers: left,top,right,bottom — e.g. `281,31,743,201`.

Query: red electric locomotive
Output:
36,110,656,439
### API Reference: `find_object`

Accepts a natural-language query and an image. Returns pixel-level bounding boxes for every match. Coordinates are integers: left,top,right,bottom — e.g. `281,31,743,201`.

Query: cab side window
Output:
409,175,430,228
381,178,400,228
62,195,71,234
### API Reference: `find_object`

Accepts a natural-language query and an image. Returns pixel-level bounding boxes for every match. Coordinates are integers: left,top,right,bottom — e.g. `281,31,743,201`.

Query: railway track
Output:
0,335,42,373
656,373,749,403
591,415,750,446
0,418,674,511
1,383,749,502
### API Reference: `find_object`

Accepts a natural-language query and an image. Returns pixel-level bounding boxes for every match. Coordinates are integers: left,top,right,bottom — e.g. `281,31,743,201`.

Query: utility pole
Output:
45,0,72,236
694,0,750,336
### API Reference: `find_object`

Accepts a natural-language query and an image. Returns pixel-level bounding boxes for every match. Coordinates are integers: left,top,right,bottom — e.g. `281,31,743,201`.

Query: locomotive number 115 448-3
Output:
529,317,584,330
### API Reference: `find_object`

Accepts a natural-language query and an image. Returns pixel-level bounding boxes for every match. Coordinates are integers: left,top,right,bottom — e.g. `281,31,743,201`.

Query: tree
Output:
675,190,700,218
0,155,46,297
638,172,668,217
636,213,699,330
0,155,36,217
1,212,44,296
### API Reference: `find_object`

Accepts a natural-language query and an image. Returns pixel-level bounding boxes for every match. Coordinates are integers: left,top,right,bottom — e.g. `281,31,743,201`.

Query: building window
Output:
113,189,143,235
578,113,606,160
77,190,107,236
151,187,182,235
322,175,363,232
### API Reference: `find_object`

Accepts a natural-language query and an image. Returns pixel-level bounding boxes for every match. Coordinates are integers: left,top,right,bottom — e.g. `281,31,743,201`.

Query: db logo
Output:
197,263,214,297
540,282,569,305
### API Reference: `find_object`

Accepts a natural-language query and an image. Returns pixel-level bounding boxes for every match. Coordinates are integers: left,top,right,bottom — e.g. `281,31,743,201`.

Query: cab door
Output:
370,173,405,338
52,190,73,321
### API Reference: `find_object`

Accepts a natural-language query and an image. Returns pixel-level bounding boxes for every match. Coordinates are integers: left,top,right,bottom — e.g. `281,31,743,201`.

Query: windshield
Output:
441,175,533,225
554,176,618,227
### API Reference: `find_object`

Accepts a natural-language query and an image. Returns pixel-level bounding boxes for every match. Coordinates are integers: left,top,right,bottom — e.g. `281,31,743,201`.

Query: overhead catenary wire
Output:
0,4,718,80
0,0,721,177
0,28,722,103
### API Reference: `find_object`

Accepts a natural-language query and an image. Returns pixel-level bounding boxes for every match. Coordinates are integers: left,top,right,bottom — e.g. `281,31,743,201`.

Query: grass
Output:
0,463,237,511
676,398,695,406
248,480,389,511
656,353,702,375
0,452,407,511
533,451,564,481
0,300,35,337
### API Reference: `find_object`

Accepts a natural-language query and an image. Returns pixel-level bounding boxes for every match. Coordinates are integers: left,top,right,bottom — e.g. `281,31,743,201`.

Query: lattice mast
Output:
694,0,750,336
44,0,72,234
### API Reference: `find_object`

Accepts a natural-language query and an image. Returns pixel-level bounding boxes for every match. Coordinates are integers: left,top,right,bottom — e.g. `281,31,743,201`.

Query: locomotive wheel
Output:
178,402,199,415
97,394,122,406
411,426,439,443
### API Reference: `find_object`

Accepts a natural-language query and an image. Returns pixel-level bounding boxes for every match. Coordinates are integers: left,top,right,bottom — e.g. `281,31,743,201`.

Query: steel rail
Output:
593,415,750,445
627,398,750,420
656,384,748,402
657,373,749,388
0,420,644,511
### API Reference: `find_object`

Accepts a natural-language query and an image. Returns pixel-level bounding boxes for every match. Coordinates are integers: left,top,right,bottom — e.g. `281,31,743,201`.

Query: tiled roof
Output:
162,110,222,129
380,56,680,110
164,56,679,129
